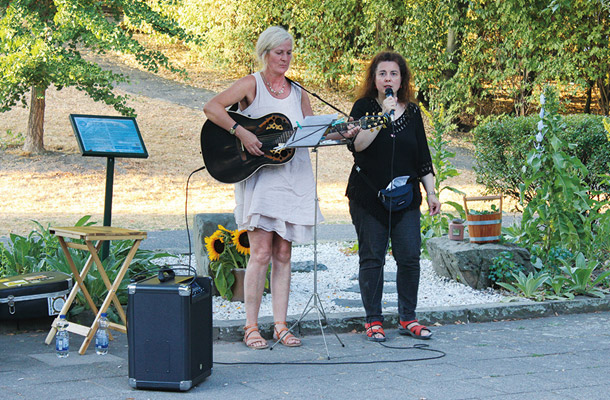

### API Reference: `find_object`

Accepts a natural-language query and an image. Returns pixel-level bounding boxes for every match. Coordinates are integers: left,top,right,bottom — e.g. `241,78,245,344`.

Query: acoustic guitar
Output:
200,111,388,184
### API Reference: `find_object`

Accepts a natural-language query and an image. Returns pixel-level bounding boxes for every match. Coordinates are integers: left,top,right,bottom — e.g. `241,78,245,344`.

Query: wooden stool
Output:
44,226,147,355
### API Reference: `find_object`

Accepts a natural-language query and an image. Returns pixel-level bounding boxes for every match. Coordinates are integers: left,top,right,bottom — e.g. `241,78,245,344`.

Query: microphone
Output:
384,87,395,120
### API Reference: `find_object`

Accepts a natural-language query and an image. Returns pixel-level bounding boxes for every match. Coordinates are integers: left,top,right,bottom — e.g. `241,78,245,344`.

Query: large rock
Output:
426,236,532,290
193,213,237,277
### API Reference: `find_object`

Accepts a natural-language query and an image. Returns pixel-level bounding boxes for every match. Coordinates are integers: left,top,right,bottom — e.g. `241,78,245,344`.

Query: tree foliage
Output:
0,0,196,153
167,0,608,120
2,0,609,155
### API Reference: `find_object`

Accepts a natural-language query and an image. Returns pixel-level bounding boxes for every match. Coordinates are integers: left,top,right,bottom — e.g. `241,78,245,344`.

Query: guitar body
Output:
200,112,295,184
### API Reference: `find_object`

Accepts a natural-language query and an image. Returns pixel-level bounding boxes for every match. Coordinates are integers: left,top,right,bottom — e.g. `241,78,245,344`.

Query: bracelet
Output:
427,190,436,196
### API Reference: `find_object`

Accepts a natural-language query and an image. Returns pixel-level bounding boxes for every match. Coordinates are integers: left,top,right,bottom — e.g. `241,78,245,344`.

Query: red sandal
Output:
398,319,432,340
365,321,386,342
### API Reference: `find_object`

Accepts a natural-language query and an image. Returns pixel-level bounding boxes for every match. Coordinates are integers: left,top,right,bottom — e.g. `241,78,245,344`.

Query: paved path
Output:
1,311,609,399
87,53,217,110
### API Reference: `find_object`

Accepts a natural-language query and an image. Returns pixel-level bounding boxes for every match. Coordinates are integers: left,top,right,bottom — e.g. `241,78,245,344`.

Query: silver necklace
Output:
262,73,286,96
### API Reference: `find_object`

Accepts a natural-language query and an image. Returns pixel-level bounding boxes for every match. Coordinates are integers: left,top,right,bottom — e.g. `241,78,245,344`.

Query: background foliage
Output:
163,0,609,120
474,114,610,203
2,0,608,155
0,0,197,152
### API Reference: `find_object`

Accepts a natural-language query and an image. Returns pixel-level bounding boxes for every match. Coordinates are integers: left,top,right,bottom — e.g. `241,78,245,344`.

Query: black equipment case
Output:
0,271,72,320
127,275,213,391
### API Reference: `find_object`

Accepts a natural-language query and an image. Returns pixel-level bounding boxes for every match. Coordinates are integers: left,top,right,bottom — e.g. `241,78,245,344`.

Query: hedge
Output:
474,114,610,203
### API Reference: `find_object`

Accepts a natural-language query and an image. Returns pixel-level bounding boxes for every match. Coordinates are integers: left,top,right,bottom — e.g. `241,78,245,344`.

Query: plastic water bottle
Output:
95,313,109,355
55,314,69,358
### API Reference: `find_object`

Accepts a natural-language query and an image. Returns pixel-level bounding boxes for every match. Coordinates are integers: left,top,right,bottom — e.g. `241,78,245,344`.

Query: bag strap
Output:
355,165,380,196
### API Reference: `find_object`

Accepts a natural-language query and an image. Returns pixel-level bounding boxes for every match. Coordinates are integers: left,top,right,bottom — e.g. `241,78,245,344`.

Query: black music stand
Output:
269,114,347,359
69,114,148,259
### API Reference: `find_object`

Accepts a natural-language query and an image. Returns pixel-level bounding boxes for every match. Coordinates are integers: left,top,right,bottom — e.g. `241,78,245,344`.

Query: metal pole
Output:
102,157,115,260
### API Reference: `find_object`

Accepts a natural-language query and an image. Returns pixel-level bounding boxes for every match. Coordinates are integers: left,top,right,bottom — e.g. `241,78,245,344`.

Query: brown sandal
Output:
243,324,268,349
273,321,302,347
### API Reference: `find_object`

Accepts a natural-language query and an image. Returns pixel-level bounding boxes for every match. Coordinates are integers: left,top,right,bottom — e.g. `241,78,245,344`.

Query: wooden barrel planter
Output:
463,195,502,244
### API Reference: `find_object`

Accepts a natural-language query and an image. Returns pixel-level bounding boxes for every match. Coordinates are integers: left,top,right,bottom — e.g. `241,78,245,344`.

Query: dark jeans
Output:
349,200,422,324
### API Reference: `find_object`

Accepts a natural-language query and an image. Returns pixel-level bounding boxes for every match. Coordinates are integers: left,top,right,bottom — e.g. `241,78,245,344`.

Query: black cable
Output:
185,166,206,273
368,112,397,334
285,78,348,117
213,342,445,366
131,165,206,284
129,265,197,283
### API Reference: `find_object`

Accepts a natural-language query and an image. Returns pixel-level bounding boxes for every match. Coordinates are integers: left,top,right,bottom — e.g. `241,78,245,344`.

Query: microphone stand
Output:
269,143,345,359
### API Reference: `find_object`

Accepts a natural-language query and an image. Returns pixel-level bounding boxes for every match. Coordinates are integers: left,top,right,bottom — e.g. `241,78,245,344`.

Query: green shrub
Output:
488,251,527,285
0,217,176,320
474,114,610,203
530,245,573,277
419,104,465,257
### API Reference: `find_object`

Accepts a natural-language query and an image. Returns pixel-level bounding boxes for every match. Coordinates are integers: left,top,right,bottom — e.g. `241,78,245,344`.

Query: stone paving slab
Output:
1,311,609,399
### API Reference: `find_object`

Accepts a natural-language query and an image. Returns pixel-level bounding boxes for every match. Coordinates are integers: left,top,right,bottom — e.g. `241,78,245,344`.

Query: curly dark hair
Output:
355,51,414,104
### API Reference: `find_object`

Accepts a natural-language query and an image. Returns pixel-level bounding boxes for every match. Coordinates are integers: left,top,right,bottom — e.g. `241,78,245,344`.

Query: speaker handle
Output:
158,268,175,282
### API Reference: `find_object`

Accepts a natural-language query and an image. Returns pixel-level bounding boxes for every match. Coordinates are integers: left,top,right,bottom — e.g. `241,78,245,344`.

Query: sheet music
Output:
283,114,338,148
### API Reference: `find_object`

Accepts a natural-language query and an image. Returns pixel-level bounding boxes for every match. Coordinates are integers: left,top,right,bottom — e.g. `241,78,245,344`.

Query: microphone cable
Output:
368,94,398,335
185,165,207,272
132,165,206,285
213,342,445,366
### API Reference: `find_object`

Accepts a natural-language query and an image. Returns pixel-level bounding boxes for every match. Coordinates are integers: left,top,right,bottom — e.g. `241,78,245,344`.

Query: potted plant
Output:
204,225,250,301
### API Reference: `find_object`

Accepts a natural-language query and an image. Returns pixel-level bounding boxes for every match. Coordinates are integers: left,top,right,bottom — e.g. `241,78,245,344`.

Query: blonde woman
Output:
204,27,357,349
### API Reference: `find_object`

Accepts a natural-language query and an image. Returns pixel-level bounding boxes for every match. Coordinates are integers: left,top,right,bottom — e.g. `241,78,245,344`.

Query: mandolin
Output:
200,111,388,183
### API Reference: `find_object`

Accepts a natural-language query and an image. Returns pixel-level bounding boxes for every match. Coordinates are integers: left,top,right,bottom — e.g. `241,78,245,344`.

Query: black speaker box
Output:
127,275,212,391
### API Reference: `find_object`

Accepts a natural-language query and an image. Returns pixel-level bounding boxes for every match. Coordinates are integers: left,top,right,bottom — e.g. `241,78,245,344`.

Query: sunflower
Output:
233,229,250,255
205,233,225,261
218,224,232,233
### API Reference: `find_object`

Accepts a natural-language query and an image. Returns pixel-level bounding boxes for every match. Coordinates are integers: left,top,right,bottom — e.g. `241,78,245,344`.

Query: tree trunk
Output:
584,80,593,114
514,70,536,117
443,26,460,81
23,85,46,154
597,76,610,116
443,1,468,81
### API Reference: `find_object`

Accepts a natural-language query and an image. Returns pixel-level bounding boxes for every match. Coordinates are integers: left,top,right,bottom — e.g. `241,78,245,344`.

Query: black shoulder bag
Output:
355,165,413,212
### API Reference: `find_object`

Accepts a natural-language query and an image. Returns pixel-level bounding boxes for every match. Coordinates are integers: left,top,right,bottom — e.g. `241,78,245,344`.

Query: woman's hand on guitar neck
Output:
236,126,264,156
325,117,361,140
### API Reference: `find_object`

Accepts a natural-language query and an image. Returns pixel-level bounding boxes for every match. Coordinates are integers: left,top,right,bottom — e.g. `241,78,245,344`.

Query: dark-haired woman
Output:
347,51,441,342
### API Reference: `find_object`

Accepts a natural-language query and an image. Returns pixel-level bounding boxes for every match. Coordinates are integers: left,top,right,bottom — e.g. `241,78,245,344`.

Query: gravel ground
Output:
165,242,505,321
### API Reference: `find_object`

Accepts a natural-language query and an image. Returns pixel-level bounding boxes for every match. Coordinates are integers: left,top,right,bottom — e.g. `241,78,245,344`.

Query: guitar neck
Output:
327,115,389,134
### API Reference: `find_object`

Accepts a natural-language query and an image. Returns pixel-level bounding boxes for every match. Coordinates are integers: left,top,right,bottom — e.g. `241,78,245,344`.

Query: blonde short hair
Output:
256,26,294,69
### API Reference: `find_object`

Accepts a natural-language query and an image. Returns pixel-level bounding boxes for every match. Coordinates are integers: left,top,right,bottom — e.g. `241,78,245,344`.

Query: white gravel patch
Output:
162,242,505,321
